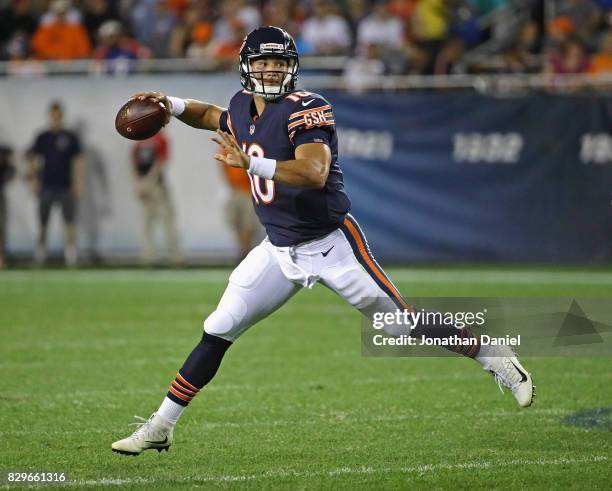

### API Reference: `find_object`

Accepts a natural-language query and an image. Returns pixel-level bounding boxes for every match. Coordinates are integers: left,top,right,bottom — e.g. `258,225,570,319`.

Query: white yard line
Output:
63,455,609,487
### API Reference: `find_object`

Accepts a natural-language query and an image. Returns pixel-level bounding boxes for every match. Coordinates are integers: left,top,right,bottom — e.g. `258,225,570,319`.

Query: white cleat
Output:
111,413,173,456
484,355,535,407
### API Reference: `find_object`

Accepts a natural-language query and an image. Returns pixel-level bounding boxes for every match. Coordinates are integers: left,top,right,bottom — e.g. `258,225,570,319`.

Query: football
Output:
115,98,166,140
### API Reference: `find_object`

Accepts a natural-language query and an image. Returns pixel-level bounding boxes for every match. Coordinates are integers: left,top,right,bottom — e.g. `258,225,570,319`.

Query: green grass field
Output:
1,268,611,489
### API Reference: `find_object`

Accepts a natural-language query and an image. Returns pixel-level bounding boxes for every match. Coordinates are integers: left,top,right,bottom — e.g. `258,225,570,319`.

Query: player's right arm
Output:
131,92,226,131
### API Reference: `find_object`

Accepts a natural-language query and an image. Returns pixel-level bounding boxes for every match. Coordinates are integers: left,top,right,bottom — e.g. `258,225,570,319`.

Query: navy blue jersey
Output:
219,90,351,246
29,129,81,189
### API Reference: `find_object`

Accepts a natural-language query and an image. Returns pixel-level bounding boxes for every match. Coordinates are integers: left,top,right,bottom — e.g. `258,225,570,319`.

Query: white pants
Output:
204,215,411,342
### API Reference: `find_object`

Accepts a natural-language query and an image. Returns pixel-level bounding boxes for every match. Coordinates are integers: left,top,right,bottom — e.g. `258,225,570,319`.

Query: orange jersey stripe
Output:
176,372,199,392
288,105,331,120
172,380,197,396
287,112,333,130
288,120,335,134
168,385,192,402
343,218,413,311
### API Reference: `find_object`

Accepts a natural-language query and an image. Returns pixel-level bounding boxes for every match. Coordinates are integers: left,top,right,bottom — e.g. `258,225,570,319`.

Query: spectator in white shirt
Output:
300,0,352,55
357,0,404,50
235,0,262,34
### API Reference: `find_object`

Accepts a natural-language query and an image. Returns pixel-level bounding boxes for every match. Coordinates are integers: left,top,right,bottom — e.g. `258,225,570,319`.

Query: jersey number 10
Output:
243,143,275,204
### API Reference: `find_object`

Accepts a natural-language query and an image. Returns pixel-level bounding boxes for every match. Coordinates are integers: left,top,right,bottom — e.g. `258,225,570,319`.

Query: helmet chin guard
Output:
239,26,299,101
240,58,298,101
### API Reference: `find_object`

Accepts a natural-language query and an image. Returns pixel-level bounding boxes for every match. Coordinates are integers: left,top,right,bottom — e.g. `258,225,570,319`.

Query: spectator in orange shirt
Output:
185,21,214,58
589,30,612,74
175,2,215,58
31,0,91,60
208,20,247,69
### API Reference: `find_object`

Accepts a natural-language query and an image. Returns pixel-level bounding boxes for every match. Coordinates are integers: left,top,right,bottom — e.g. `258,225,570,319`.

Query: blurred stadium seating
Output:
1,0,612,78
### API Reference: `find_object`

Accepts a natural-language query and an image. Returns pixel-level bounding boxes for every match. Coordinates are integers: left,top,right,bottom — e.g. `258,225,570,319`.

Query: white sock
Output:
156,397,186,425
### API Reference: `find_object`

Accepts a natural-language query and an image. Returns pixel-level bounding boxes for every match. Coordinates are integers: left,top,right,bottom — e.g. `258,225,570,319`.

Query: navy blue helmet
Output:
239,26,299,101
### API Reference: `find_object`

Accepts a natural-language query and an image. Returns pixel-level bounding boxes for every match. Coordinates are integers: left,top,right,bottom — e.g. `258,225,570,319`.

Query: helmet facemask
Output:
240,55,298,101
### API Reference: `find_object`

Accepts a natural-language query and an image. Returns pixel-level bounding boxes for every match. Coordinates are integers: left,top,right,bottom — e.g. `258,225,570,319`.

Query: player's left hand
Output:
212,130,249,170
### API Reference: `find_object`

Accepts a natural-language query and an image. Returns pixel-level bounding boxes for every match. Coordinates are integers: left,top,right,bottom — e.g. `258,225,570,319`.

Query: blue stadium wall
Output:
326,92,612,263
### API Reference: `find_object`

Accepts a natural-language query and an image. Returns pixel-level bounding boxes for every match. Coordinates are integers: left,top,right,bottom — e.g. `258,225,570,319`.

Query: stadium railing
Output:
2,57,612,93
0,56,348,76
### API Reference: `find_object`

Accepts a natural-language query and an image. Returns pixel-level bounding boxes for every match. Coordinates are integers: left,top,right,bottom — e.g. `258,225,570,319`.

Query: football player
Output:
112,26,534,456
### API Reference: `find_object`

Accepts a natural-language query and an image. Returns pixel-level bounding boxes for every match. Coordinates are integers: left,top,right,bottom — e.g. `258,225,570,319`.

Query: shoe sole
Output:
512,358,536,408
528,380,536,407
520,376,536,408
112,446,170,456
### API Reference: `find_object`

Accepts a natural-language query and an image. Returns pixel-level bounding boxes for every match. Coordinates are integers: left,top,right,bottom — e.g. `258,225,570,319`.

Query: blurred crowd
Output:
1,0,612,79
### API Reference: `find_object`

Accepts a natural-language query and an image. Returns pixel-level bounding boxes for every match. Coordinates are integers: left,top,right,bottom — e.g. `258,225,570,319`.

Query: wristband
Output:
167,96,186,116
248,156,277,180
